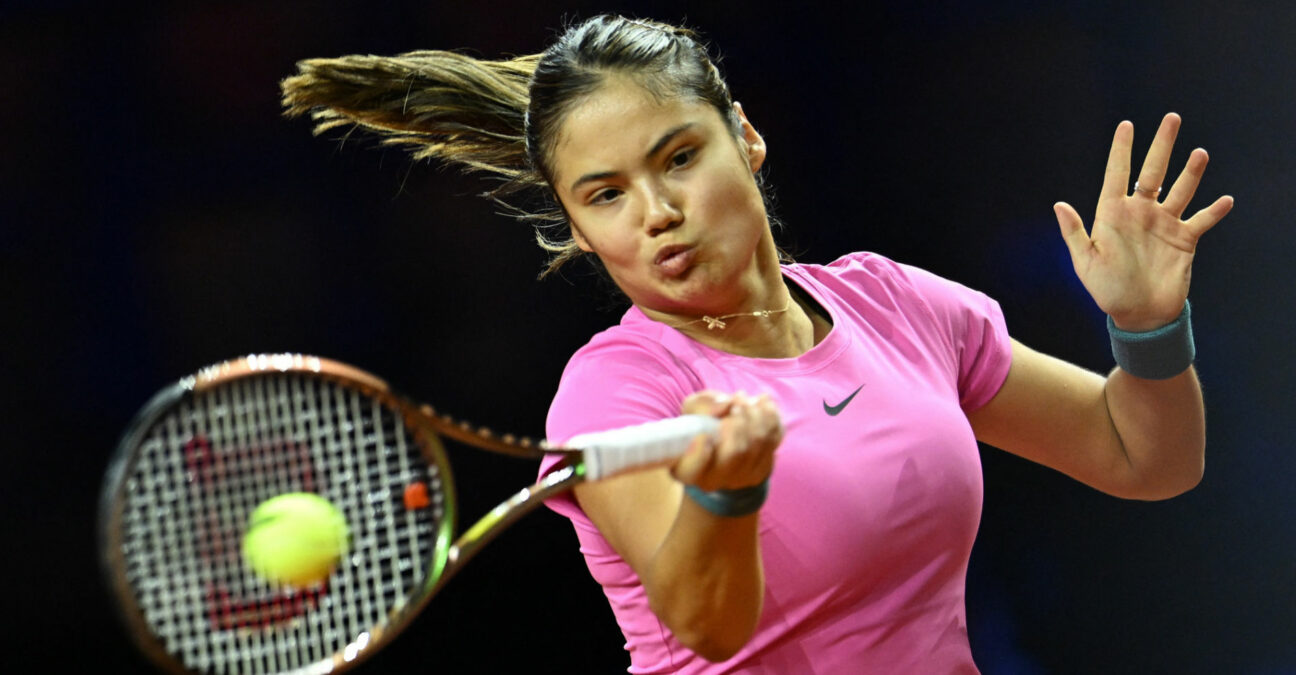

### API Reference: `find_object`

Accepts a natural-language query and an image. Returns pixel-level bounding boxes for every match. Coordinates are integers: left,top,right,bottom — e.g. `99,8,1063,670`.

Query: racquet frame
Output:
99,354,585,674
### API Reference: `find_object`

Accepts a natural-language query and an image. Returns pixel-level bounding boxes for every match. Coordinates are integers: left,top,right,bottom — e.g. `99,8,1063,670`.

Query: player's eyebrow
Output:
645,123,695,160
568,123,696,193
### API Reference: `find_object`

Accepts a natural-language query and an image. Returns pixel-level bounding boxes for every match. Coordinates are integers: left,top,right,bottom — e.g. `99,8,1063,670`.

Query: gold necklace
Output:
673,298,793,331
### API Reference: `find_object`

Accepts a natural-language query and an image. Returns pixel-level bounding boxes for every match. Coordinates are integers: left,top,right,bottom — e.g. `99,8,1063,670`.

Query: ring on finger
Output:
1133,180,1162,197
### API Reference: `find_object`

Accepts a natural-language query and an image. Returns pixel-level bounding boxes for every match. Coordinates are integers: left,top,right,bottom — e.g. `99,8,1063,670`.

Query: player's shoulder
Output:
814,250,929,284
787,250,931,302
569,313,673,363
799,250,981,302
548,311,698,443
560,311,693,383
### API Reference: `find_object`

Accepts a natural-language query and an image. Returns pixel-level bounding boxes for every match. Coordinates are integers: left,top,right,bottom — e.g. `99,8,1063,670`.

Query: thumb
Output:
1054,201,1091,262
670,432,715,486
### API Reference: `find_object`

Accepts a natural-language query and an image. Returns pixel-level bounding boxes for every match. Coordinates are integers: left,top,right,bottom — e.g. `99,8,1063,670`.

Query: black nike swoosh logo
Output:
823,384,865,416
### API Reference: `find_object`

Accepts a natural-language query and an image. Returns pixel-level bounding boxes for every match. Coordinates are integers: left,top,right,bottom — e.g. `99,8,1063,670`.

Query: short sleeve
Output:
538,334,699,520
891,260,1012,411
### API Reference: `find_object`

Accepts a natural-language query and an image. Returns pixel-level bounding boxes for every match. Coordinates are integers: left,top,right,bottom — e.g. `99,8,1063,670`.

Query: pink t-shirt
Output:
541,251,1012,674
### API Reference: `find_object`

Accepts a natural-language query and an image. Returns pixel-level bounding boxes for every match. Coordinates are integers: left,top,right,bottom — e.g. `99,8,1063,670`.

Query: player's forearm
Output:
1104,366,1206,500
643,495,764,662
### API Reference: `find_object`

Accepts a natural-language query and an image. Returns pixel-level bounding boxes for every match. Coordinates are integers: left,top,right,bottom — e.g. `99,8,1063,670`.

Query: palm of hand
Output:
1055,114,1234,332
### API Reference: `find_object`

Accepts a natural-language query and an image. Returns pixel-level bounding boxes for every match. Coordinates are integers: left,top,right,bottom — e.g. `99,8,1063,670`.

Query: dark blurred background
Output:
4,0,1293,672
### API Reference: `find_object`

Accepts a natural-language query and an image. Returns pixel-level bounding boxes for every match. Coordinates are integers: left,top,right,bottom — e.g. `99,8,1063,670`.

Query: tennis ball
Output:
243,492,349,587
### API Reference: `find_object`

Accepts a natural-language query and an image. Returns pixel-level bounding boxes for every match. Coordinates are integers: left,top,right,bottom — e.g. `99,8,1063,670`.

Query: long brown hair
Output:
281,15,765,277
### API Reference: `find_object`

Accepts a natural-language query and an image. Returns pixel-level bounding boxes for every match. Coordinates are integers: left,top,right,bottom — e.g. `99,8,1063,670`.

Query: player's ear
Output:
733,102,766,173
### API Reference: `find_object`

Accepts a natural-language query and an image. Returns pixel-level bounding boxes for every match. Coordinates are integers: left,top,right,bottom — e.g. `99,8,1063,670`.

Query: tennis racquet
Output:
99,353,717,675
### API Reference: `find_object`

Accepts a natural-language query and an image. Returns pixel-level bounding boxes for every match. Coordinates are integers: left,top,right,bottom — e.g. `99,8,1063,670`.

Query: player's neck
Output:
669,279,829,359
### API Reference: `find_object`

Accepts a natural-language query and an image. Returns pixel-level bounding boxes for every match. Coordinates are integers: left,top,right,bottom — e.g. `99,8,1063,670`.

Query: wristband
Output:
1107,300,1195,380
683,479,769,518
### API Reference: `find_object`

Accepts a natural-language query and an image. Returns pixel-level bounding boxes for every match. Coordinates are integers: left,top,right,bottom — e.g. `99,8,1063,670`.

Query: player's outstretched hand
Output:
1054,113,1234,331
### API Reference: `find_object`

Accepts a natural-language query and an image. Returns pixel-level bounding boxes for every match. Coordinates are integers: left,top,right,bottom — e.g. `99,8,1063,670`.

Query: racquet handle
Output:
568,415,721,481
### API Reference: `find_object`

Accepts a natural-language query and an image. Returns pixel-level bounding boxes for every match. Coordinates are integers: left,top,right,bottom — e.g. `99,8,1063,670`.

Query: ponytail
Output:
281,50,552,199
282,15,766,278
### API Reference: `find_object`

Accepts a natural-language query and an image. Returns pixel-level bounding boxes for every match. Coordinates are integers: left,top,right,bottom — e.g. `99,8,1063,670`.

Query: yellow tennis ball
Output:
243,492,349,587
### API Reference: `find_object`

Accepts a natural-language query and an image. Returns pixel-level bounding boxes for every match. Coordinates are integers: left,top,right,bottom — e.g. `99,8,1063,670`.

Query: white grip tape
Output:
568,415,721,482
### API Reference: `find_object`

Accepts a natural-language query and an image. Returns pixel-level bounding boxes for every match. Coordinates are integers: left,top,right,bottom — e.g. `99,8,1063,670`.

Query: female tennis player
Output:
282,14,1233,673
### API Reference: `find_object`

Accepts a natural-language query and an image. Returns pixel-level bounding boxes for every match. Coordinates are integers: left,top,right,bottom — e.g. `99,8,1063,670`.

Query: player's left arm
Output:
968,112,1232,500
967,340,1205,500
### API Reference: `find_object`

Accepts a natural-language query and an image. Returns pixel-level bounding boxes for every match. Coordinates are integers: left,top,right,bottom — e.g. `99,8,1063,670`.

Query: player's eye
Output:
669,148,696,169
589,188,622,205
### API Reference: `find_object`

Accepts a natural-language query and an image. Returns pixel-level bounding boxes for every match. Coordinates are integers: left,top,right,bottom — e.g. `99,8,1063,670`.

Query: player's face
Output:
549,77,778,319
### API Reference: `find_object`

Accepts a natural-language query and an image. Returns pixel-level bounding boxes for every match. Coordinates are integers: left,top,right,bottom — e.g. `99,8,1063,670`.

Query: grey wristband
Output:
1107,300,1195,380
683,479,770,517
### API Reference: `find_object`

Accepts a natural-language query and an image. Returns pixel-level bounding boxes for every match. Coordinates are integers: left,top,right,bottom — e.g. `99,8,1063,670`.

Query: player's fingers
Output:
703,392,756,482
1100,120,1135,202
745,394,782,474
721,393,778,484
679,392,781,491
718,391,753,459
1160,147,1208,218
748,394,783,452
1054,202,1091,265
670,430,717,486
1184,194,1235,239
681,390,734,417
1133,113,1181,200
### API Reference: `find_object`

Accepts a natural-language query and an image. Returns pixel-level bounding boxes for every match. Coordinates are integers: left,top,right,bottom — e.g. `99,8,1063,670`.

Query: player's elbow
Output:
1118,452,1205,501
1152,441,1206,499
1150,460,1205,500
673,624,755,663
652,596,761,663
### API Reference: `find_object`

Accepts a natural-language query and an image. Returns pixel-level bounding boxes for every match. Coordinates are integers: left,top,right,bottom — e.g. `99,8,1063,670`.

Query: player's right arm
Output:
573,391,782,662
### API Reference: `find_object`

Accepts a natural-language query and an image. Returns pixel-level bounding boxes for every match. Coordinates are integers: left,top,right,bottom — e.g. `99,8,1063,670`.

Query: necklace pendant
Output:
702,316,727,330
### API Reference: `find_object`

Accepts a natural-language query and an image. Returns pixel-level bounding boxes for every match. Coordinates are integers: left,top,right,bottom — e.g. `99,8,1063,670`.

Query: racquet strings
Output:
116,372,445,674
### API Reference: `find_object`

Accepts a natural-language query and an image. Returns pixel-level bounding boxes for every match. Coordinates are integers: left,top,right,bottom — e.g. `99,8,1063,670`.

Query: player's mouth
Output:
653,244,696,278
